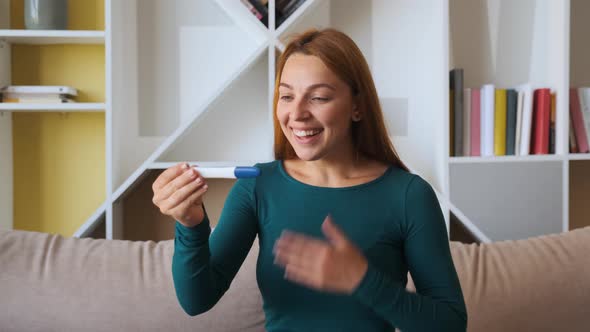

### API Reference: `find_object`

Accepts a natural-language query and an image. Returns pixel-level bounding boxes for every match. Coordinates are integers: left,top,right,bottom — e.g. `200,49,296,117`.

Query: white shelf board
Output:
449,154,565,164
0,103,105,111
0,29,105,44
568,153,590,161
73,201,107,238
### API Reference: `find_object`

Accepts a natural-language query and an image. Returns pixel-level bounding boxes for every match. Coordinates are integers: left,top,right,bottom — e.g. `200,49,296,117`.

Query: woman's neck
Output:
285,149,387,188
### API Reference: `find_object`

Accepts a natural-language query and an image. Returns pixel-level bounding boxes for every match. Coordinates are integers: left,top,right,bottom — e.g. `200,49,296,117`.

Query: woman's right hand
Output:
152,162,209,228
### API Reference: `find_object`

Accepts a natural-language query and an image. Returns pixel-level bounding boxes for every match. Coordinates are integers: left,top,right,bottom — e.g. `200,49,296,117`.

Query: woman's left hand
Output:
273,214,368,294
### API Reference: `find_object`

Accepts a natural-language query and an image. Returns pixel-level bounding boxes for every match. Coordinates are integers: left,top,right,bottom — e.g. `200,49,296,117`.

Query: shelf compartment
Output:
12,112,106,237
114,169,235,241
6,0,104,31
158,50,272,163
569,160,590,231
110,0,269,194
570,0,590,87
450,161,564,241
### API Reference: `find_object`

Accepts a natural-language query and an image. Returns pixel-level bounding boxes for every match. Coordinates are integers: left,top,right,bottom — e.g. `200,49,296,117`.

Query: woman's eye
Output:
280,95,293,101
312,97,329,102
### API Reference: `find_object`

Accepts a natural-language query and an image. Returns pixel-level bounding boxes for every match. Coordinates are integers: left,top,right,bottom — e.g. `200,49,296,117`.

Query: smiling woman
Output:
156,28,467,332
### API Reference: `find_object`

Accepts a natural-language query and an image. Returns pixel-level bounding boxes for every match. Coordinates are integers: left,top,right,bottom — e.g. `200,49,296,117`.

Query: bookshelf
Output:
2,0,587,243
0,0,106,235
569,0,590,232
448,0,590,242
101,0,448,241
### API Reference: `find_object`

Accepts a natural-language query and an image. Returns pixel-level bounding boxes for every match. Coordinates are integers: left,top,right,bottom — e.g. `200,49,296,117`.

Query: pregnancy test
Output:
191,166,260,179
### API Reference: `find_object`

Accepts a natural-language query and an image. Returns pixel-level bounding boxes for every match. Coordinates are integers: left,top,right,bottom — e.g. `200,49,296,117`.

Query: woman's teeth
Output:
293,129,323,137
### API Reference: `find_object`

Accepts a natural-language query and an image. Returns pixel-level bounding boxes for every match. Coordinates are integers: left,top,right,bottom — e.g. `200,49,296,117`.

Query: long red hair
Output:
273,28,408,171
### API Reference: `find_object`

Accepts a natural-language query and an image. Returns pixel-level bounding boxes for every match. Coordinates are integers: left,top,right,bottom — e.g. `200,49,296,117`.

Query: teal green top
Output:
172,161,467,331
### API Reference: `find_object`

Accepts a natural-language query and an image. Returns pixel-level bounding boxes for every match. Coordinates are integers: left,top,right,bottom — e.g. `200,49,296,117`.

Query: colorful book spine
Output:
549,93,556,154
531,88,551,154
515,90,524,155
578,87,590,151
494,89,507,156
481,84,495,157
450,69,464,156
505,89,518,155
470,88,481,156
463,88,471,156
516,84,533,155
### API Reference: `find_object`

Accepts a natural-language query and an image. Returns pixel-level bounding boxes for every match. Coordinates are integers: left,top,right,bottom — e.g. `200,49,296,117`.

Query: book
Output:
2,97,75,103
2,92,69,99
463,88,471,156
569,88,589,153
450,69,463,156
0,85,77,96
449,90,455,156
549,92,556,154
241,0,263,20
481,84,495,157
531,88,551,155
515,84,533,155
578,87,590,152
470,88,481,156
505,89,517,155
515,90,524,155
570,115,579,153
494,89,507,156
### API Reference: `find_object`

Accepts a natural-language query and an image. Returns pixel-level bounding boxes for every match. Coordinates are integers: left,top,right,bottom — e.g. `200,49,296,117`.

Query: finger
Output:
274,233,326,268
159,176,207,213
167,181,209,217
156,167,203,203
274,245,309,269
274,231,323,258
153,162,189,192
284,264,320,290
321,214,349,248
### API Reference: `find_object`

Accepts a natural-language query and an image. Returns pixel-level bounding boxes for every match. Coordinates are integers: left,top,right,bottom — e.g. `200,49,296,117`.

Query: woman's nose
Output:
291,97,310,120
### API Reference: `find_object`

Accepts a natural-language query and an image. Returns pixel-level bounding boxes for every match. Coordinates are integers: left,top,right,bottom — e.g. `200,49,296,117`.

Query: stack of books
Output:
450,68,555,157
241,0,305,28
0,85,78,103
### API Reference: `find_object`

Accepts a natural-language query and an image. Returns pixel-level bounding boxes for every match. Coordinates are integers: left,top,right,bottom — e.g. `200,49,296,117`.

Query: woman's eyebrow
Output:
279,82,336,91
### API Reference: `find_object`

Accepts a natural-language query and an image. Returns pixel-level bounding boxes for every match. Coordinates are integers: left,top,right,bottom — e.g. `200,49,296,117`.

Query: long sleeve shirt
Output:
172,160,467,331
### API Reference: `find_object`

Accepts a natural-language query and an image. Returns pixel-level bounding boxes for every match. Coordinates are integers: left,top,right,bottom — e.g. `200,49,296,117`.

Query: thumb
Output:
322,214,349,248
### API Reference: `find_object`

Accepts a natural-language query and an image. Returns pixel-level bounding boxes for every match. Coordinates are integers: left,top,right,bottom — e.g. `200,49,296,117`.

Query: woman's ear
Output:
352,105,362,122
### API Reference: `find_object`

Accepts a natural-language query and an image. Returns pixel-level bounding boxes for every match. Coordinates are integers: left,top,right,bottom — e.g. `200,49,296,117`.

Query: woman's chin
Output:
294,149,323,161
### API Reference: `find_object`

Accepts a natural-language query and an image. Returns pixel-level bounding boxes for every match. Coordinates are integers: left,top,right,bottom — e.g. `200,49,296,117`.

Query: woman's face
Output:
277,53,358,161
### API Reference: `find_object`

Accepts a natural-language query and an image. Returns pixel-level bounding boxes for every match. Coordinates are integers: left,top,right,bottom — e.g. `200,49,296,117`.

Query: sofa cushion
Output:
1,226,589,332
449,226,590,332
0,230,264,332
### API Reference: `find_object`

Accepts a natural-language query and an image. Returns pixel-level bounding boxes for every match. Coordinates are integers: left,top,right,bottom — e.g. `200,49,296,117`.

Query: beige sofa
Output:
1,227,589,332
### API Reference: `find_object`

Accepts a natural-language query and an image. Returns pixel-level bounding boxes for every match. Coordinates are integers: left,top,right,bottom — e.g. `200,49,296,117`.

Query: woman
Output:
152,28,467,331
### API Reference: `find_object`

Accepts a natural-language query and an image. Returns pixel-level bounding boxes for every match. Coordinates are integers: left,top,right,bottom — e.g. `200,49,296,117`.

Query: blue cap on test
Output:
234,166,261,178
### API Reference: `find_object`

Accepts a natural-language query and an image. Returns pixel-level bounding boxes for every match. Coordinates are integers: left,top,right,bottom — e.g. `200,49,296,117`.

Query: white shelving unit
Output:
0,0,107,233
3,0,587,242
449,0,590,242
94,0,449,240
